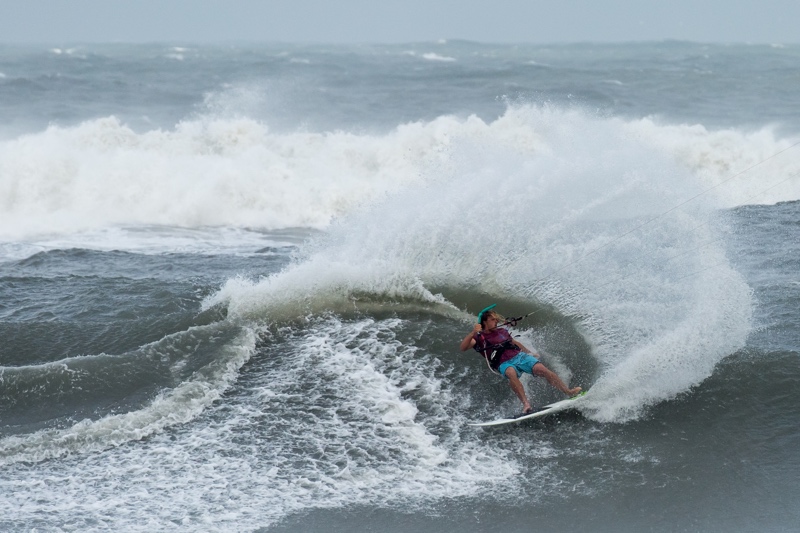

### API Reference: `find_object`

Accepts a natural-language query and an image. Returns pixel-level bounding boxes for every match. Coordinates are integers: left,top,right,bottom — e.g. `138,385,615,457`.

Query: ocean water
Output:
0,41,799,532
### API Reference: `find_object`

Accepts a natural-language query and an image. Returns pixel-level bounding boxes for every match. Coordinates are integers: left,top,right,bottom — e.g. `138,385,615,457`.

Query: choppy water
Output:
0,41,798,532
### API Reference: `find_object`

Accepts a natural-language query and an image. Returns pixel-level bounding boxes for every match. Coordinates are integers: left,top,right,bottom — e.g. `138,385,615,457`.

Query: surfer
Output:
459,305,582,414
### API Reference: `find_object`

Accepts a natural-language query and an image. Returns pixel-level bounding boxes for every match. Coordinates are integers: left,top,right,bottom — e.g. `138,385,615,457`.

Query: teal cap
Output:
477,304,497,323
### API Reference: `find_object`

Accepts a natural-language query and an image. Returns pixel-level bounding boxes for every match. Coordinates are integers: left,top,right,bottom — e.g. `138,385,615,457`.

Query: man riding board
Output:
460,304,582,414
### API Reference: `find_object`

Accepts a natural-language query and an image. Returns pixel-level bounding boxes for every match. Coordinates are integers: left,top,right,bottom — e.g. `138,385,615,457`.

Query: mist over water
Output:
0,42,799,532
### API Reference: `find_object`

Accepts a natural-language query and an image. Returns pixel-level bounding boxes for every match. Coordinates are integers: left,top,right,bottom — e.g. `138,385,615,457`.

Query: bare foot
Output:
567,387,583,397
522,403,534,414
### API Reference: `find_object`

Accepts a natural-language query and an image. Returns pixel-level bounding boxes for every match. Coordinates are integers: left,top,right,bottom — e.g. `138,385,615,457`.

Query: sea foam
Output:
0,106,797,243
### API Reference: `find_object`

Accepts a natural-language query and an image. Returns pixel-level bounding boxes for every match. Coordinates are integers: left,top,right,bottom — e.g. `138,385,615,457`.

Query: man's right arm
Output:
459,324,481,351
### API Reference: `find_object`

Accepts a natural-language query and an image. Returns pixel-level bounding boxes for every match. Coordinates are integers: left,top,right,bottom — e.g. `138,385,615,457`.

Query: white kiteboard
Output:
468,391,588,427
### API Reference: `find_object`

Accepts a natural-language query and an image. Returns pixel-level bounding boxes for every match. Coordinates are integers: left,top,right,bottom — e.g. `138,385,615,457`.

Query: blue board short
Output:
498,352,540,379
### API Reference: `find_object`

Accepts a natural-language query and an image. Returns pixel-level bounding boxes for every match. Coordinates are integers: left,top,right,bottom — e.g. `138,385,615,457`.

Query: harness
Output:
473,329,518,373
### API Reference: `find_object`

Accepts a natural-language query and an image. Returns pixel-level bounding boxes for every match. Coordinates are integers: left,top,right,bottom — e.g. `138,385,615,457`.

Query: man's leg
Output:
532,363,582,397
504,366,533,413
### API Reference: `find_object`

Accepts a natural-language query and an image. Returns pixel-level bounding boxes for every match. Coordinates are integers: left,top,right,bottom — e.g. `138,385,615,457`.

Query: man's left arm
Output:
512,339,537,356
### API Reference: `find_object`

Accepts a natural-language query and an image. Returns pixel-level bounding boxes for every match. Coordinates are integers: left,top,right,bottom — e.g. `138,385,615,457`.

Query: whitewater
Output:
1,108,797,240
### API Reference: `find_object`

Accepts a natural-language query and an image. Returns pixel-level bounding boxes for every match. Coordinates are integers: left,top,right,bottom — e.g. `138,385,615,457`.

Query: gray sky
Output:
1,0,798,44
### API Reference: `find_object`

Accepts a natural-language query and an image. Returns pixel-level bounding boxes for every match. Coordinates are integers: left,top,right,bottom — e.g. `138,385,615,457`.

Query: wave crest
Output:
1,107,796,241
